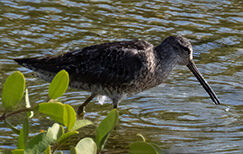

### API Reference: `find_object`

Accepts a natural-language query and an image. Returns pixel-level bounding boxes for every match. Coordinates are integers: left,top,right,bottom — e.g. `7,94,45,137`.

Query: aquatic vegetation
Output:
0,70,162,153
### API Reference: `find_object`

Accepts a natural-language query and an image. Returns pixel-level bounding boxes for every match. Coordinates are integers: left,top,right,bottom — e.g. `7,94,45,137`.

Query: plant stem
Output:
0,108,35,121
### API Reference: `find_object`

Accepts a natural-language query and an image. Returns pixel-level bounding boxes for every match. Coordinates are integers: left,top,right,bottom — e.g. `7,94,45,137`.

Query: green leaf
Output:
44,145,51,154
25,89,34,118
151,143,164,154
71,138,97,154
64,104,76,131
95,109,119,151
17,128,25,149
2,71,25,110
25,123,61,153
46,123,63,141
70,147,77,154
25,133,53,154
38,102,64,124
12,149,24,154
129,142,158,154
57,131,78,145
137,133,146,142
70,119,93,131
25,89,31,108
23,115,29,146
38,102,76,130
48,70,69,99
18,115,29,149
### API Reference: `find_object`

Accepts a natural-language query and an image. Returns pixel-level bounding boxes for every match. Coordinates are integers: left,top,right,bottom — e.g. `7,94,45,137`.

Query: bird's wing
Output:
68,40,153,85
16,40,153,86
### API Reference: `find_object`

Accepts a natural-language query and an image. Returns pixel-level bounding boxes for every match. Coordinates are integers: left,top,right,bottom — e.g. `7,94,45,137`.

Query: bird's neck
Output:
154,43,179,81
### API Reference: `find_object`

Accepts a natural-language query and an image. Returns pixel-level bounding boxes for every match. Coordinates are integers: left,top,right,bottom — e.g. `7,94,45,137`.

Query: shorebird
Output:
15,36,221,114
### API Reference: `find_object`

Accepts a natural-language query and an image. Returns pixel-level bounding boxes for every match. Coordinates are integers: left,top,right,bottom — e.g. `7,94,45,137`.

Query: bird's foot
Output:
77,105,86,117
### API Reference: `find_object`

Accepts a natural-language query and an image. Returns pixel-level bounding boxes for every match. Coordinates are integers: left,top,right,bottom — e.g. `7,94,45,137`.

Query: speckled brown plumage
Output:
15,35,221,113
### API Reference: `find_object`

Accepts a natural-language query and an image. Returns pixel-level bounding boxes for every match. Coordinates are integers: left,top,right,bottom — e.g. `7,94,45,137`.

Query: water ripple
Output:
0,0,242,153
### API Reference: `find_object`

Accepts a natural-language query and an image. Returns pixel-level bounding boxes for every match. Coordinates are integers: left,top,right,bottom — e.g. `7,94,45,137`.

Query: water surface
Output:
0,0,242,153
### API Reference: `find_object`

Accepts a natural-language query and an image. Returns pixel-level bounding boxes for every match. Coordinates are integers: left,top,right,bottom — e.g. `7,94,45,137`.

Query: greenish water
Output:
0,0,242,153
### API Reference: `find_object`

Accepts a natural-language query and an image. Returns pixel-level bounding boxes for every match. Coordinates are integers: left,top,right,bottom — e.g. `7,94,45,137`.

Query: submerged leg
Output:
113,103,118,108
112,96,122,109
77,93,97,115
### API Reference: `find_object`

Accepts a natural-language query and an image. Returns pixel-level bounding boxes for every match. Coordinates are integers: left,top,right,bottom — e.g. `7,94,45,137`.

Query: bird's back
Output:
15,40,156,95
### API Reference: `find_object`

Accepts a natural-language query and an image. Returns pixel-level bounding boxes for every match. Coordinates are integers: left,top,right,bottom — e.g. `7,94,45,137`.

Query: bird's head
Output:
165,35,193,65
160,35,221,105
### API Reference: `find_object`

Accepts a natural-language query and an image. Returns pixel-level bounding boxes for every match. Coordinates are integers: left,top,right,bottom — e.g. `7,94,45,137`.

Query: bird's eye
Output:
179,45,190,54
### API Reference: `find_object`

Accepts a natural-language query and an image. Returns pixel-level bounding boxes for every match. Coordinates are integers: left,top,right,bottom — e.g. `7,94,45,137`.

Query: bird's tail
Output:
14,58,56,82
14,58,42,72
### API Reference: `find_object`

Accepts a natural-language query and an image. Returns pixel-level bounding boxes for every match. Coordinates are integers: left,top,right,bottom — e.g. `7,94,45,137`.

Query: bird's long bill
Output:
187,60,220,105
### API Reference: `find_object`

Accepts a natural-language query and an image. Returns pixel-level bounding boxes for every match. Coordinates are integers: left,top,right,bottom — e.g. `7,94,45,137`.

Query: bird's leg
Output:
113,103,118,108
112,97,121,109
112,98,120,130
77,93,97,115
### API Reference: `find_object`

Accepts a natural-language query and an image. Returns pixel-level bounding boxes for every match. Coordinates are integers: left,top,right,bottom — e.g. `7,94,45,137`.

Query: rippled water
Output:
0,0,242,153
